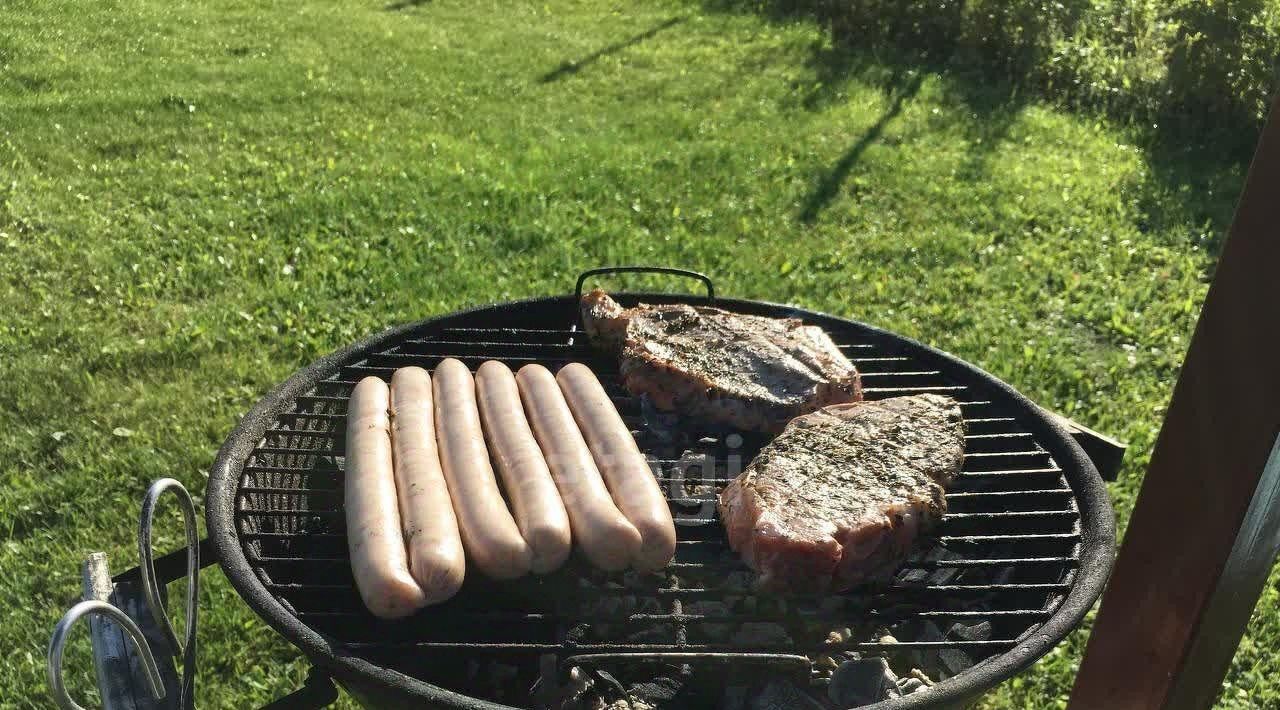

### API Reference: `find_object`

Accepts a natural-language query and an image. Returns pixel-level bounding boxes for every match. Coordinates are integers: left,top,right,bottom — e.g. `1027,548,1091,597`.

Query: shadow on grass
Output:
799,71,924,222
702,0,1254,257
539,17,685,83
1132,138,1249,259
786,39,1031,222
383,0,429,10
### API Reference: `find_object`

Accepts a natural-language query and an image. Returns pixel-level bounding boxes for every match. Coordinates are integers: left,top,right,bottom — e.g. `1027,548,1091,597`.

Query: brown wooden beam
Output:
1070,100,1280,708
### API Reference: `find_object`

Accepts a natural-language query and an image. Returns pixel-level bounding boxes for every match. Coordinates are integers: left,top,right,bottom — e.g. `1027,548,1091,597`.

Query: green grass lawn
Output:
0,0,1273,707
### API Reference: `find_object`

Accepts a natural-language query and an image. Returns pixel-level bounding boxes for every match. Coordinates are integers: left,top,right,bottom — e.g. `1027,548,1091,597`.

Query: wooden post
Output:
1069,100,1280,708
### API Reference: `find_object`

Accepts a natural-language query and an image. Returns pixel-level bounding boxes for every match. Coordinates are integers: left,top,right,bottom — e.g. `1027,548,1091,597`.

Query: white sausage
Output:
390,367,466,604
345,376,427,619
557,363,677,572
516,364,642,571
433,358,533,579
476,361,573,574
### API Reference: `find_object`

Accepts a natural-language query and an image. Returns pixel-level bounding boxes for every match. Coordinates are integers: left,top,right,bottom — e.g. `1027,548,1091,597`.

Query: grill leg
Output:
81,552,182,710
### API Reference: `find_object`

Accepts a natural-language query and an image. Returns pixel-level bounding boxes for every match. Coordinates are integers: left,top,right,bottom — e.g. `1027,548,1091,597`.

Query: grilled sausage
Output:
390,367,466,603
516,364,642,571
476,361,573,574
433,358,533,579
557,363,677,572
345,376,428,619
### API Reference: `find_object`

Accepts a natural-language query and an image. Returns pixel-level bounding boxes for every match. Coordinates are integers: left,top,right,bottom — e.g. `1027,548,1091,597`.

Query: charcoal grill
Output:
206,267,1115,709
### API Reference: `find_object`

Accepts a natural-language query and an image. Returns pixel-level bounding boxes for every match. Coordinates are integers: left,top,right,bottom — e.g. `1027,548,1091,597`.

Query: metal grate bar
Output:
635,584,1072,596
348,359,592,372
241,531,345,540
249,447,331,457
243,464,341,475
945,489,1073,499
940,533,1079,542
238,458,1066,477
250,553,1077,568
907,556,1077,568
292,608,1054,622
437,328,577,335
248,428,1039,450
292,394,349,405
262,579,1068,593
238,507,1077,521
966,432,1036,441
241,486,339,496
863,385,970,395
655,556,1077,571
391,347,902,368
398,340,587,350
263,429,340,441
338,640,1021,652
956,468,1063,477
943,511,1077,520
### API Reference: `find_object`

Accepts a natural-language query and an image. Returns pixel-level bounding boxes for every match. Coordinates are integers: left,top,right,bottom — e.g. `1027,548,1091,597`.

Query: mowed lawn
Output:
0,0,1272,707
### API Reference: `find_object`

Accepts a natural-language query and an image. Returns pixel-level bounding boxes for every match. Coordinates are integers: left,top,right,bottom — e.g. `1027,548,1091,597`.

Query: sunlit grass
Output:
0,0,1267,707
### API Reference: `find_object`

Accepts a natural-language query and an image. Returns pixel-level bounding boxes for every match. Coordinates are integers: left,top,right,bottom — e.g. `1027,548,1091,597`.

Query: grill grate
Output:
229,299,1089,707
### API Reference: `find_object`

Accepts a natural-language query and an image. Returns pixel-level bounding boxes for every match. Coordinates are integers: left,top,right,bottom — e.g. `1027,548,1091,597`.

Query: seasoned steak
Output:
580,289,861,433
718,395,965,592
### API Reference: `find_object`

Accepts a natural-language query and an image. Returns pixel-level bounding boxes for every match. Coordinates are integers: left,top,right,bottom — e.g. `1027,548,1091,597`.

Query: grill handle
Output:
1041,409,1126,482
575,266,715,303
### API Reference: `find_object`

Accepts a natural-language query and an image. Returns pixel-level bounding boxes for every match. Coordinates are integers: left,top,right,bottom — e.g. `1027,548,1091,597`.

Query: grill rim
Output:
206,293,1116,710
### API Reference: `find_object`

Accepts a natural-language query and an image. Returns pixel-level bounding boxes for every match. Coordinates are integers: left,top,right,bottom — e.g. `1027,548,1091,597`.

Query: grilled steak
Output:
718,395,965,592
580,289,861,433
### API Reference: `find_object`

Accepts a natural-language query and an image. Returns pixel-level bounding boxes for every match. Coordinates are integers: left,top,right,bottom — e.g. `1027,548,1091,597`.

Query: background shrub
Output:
715,0,1280,144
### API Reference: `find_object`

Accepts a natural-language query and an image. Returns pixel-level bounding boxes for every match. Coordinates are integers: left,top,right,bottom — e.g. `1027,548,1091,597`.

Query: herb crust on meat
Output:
718,394,965,592
581,289,861,433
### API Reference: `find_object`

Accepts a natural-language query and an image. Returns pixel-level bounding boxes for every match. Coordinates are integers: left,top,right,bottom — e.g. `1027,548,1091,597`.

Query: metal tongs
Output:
48,479,201,710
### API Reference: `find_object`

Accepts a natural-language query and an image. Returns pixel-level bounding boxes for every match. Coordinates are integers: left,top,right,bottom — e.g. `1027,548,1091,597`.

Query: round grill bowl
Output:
206,292,1115,709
